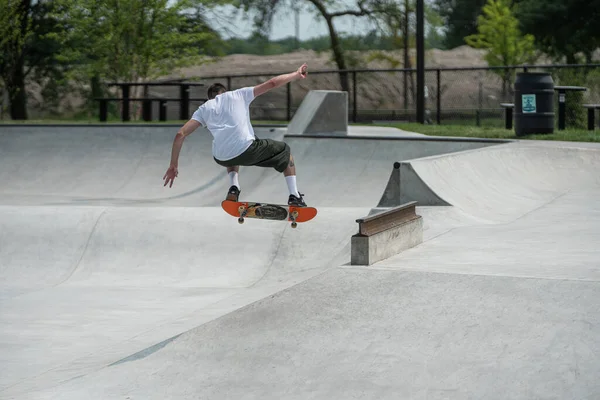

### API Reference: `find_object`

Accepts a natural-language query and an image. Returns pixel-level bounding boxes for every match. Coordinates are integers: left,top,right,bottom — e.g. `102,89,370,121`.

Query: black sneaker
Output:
288,193,307,207
226,185,240,202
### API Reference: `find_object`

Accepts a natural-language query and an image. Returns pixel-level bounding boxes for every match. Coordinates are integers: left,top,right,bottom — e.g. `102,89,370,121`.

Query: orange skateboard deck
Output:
221,200,317,228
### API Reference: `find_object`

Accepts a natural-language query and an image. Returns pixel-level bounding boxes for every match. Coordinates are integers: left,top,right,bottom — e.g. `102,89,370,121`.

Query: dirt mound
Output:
166,46,488,80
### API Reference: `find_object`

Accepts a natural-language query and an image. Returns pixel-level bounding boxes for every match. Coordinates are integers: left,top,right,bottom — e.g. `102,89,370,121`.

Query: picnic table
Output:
554,86,587,130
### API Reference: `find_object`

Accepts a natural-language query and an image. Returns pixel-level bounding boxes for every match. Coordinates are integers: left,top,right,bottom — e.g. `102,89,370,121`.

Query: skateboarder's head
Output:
207,83,227,99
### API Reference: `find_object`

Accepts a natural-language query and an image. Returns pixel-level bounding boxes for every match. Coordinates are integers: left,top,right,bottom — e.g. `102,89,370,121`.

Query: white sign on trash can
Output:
522,94,537,113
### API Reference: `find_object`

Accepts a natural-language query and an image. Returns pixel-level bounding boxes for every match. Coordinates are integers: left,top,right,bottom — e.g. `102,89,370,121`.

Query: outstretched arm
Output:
163,119,201,187
253,63,307,97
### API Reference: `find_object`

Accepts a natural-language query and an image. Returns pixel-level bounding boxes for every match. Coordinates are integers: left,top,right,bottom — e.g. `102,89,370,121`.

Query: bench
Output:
97,81,206,122
351,202,423,265
583,104,600,130
94,97,207,122
500,103,514,129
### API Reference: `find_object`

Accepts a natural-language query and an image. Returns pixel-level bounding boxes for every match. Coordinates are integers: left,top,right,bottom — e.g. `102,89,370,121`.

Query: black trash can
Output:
514,72,555,136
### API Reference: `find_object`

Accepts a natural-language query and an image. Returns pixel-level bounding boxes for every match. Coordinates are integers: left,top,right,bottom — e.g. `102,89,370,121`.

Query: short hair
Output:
207,83,227,99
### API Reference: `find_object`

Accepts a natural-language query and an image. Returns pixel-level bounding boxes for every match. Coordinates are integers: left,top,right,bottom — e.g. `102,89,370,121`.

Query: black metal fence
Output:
104,63,600,128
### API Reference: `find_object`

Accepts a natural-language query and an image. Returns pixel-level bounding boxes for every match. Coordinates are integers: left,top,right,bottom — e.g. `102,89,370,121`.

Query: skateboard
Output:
221,200,317,228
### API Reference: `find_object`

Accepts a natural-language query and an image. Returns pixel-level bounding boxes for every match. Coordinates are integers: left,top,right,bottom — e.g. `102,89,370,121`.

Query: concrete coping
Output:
355,201,420,237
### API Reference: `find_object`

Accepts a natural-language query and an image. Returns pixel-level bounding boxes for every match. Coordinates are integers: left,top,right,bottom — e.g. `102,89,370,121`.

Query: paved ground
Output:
1,124,599,400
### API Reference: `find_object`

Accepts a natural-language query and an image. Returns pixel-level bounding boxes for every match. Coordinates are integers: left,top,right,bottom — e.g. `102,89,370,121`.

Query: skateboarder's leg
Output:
225,165,240,201
226,166,240,188
282,154,299,195
283,155,295,177
282,154,306,206
215,139,306,206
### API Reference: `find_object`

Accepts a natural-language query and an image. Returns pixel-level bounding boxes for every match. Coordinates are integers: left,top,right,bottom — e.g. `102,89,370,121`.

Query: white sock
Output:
229,171,239,189
285,175,299,197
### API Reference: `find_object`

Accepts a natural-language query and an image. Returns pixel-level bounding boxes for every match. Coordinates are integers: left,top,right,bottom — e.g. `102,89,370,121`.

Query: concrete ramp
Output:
396,141,600,222
286,90,348,135
0,125,498,207
378,161,451,207
0,204,366,395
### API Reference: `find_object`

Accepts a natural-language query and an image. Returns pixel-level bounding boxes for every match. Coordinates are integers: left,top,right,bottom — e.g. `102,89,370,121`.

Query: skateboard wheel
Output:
291,222,297,228
238,217,244,224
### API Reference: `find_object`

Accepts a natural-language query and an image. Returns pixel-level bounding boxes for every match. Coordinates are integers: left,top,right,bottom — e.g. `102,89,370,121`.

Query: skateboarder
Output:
163,63,308,207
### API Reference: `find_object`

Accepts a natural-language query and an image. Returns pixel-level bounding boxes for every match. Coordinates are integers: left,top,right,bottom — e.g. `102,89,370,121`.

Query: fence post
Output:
353,71,358,123
142,99,152,121
99,99,108,122
179,84,189,120
287,82,291,121
159,100,167,121
404,69,408,112
477,79,483,126
122,84,130,122
436,69,441,124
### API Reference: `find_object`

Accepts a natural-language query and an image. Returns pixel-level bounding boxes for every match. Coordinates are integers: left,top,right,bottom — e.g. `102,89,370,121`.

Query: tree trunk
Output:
323,15,349,92
404,0,409,110
8,57,27,120
4,0,31,120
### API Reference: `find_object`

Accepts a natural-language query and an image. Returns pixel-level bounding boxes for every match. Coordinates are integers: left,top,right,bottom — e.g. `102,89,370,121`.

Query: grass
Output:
376,122,600,143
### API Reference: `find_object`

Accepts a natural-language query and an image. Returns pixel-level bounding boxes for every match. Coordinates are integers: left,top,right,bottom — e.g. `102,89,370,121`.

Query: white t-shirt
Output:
191,86,256,160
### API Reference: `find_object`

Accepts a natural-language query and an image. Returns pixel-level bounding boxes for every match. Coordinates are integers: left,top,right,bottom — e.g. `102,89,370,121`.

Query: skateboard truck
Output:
289,210,299,228
238,205,248,224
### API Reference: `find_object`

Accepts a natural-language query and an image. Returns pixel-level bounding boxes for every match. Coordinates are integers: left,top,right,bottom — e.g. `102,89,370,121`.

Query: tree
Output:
514,0,600,64
465,0,537,97
433,0,487,49
48,0,224,117
236,0,403,92
56,0,217,83
1,0,93,119
0,0,33,119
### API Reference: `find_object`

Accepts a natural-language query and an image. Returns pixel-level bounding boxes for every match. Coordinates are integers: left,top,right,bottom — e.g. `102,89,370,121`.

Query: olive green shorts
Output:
214,138,291,173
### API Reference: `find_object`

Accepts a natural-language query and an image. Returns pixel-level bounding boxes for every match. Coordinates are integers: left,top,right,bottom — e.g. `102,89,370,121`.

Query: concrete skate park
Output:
1,91,600,399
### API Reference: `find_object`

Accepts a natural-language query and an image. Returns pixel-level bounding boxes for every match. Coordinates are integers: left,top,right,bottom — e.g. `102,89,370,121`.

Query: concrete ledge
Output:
351,202,423,265
287,90,348,135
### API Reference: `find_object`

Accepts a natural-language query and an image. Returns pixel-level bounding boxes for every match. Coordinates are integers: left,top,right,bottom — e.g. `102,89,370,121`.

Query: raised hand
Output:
163,165,178,187
297,63,307,78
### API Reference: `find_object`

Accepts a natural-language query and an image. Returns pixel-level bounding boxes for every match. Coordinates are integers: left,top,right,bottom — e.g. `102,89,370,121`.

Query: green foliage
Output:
515,0,600,64
44,0,224,117
0,0,32,55
433,0,488,49
465,0,537,67
221,31,399,56
551,68,587,129
51,0,221,84
0,0,33,117
382,123,600,143
425,5,446,50
0,0,73,118
464,0,537,97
